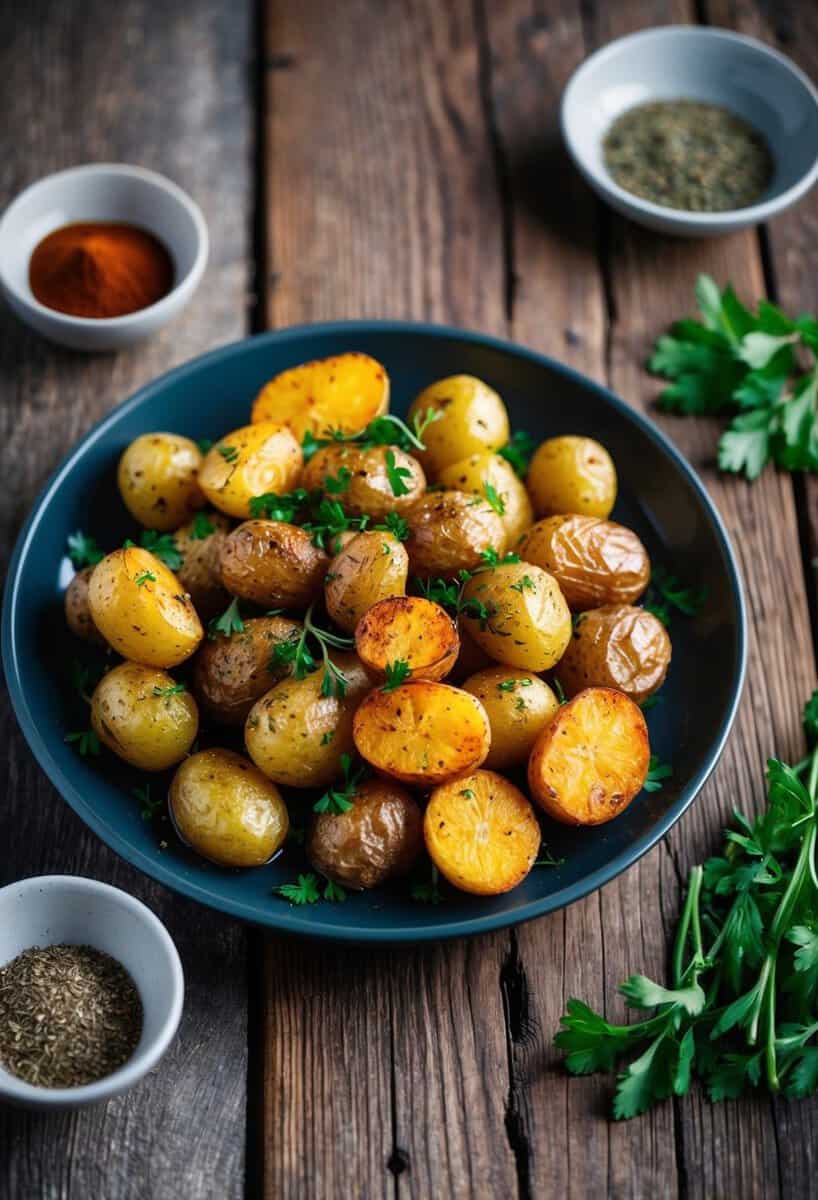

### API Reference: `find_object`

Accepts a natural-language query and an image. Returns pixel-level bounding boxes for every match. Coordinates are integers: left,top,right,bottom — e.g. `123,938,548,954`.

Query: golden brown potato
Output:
528,687,649,825
353,680,490,786
407,375,510,476
307,778,423,890
251,352,389,440
198,422,303,519
191,615,303,725
88,547,203,668
219,520,328,610
438,451,534,547
424,770,540,896
91,662,198,771
460,562,571,671
64,566,106,645
462,668,560,770
354,596,459,682
558,605,671,704
173,511,232,620
518,515,650,611
527,435,617,519
117,432,205,531
404,490,507,578
301,443,425,519
324,531,409,634
170,748,289,868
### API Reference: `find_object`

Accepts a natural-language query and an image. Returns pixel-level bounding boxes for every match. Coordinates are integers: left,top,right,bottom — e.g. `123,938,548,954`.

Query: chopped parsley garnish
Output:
385,449,413,497
274,873,321,906
324,466,352,495
271,604,354,697
134,570,157,587
67,531,104,568
64,728,100,757
133,783,163,821
139,530,182,571
644,566,706,627
510,574,536,594
197,438,213,455
374,512,410,542
217,443,239,464
499,430,536,478
643,755,672,793
483,482,506,515
190,511,216,540
208,597,245,639
313,753,364,815
383,660,411,691
152,682,187,699
411,865,442,905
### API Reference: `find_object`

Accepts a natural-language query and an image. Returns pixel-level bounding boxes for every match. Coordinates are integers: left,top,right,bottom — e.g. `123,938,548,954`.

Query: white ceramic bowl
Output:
0,164,208,350
561,26,818,236
0,875,184,1109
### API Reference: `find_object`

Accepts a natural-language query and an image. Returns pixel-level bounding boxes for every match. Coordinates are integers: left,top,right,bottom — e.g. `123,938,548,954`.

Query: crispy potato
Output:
117,432,205,531
438,451,534,547
424,769,540,895
527,435,617,519
219,519,328,610
307,778,423,889
528,687,649,825
88,547,203,668
460,562,571,671
198,422,303,519
91,662,198,771
558,605,671,704
404,490,507,578
354,596,459,682
301,443,425,519
244,653,371,788
65,566,106,645
173,511,232,620
407,375,510,476
251,352,389,440
170,748,289,868
325,531,408,633
462,667,560,770
191,615,302,725
353,680,490,786
518,515,650,611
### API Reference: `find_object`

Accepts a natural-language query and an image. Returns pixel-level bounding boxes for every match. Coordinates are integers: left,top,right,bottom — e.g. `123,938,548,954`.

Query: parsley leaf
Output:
134,570,157,587
217,443,239,464
208,597,245,639
190,511,216,540
383,659,411,691
499,430,536,478
274,874,322,905
643,566,706,627
411,865,442,905
323,879,348,903
65,728,101,757
385,450,413,497
133,783,163,821
67,531,104,567
197,438,213,455
643,755,672,793
510,573,536,594
139,530,182,571
483,482,506,515
313,752,364,814
374,512,410,542
152,682,187,699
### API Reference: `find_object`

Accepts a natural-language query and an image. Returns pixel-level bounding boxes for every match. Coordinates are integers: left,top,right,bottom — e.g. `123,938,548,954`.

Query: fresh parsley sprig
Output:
208,597,245,639
270,602,354,698
139,530,183,571
383,660,411,691
499,430,536,478
274,873,348,905
643,566,707,628
67,531,104,568
313,753,365,815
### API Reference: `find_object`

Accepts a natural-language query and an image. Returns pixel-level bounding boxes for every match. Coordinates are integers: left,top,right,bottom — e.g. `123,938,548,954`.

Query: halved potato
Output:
219,519,328,610
251,352,389,440
325,531,408,633
462,667,560,770
301,443,425,519
558,605,671,704
354,596,459,682
518,515,650,611
460,562,571,671
438,451,534,547
198,422,303,519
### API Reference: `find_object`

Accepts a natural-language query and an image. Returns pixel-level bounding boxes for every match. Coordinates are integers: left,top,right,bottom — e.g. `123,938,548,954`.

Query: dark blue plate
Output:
2,323,746,941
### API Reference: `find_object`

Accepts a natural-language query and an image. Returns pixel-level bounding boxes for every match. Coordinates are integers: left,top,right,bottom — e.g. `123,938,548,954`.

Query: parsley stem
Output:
672,865,704,988
764,957,779,1092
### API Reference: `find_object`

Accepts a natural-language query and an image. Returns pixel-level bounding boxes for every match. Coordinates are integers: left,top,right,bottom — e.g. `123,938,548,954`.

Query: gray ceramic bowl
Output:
561,26,818,236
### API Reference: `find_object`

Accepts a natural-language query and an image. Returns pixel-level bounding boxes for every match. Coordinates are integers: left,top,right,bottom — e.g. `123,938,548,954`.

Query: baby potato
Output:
528,687,650,825
325,531,408,634
424,770,540,896
245,653,371,788
407,375,510,476
219,520,328,610
301,443,425,519
91,662,198,771
518,515,650,611
527,435,617,519
404,490,507,578
460,562,571,672
558,605,671,704
251,352,389,440
448,622,492,683
117,432,205,531
173,510,232,620
353,680,490,787
307,778,423,890
462,668,560,770
438,451,534,547
170,748,289,868
192,615,303,725
198,422,303,519
355,596,459,682
88,547,203,668
65,566,106,645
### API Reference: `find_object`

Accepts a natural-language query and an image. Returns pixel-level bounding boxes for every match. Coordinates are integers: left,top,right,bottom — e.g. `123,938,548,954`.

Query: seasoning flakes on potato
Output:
302,443,425,519
558,605,671,704
64,565,106,645
192,614,303,725
462,667,560,770
460,561,571,672
407,375,510,476
437,450,534,547
307,778,423,890
117,432,206,531
198,421,303,519
324,530,409,634
518,514,650,611
404,489,507,578
526,435,617,519
219,519,328,610
251,352,389,440
91,662,198,771
354,596,459,682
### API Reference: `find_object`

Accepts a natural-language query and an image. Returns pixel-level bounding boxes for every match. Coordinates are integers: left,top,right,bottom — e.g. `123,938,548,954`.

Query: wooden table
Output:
1,1,817,1196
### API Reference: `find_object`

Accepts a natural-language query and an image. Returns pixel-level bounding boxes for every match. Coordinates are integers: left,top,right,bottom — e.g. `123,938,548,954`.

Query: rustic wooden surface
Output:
1,0,817,1197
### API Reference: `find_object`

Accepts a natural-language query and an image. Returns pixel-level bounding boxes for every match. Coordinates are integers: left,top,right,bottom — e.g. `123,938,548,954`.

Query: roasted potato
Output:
198,422,303,519
117,432,205,531
558,605,671,704
354,596,459,682
527,435,617,519
424,769,540,896
462,668,560,770
88,547,203,668
438,451,534,547
528,687,649,825
404,490,507,578
170,748,289,868
518,515,650,611
91,662,198,771
307,778,423,889
251,352,389,440
325,531,408,633
64,566,105,645
301,443,425,519
353,680,490,786
407,375,510,476
460,562,571,671
192,615,302,725
219,519,328,610
173,511,232,620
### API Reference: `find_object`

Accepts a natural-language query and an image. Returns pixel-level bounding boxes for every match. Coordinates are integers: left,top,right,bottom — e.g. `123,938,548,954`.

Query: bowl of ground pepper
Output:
0,164,207,350
561,27,818,237
0,875,184,1109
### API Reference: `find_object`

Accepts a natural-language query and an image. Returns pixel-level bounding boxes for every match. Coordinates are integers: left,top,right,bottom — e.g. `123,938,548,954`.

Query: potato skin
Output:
192,615,302,725
173,511,232,620
448,622,492,683
518,515,650,611
462,667,560,770
117,432,205,531
170,748,289,868
307,779,423,890
460,562,571,671
302,443,425,519
198,422,303,519
91,662,198,771
438,451,534,548
325,531,408,634
354,596,459,682
558,605,671,704
527,435,617,519
88,547,203,668
219,520,328,610
65,566,106,645
404,490,507,578
407,375,510,476
252,352,390,440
